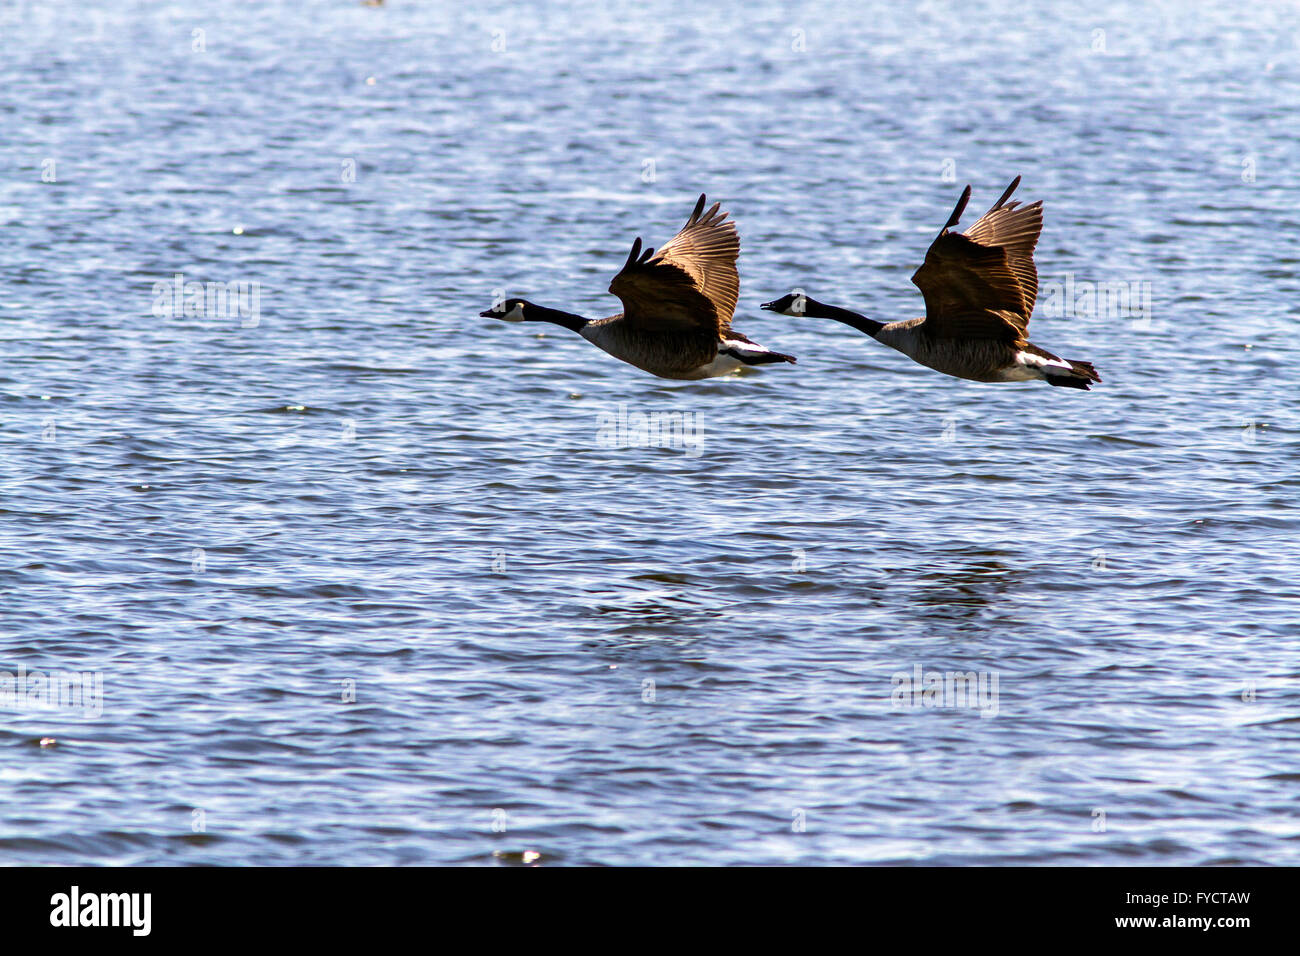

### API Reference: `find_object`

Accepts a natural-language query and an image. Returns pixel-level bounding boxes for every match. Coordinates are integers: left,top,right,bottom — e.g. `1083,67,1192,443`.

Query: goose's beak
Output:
479,309,498,318
760,301,778,311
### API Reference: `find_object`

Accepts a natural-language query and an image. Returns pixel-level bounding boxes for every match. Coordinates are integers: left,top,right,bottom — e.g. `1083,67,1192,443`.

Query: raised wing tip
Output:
943,185,972,232
992,176,1022,210
691,193,707,222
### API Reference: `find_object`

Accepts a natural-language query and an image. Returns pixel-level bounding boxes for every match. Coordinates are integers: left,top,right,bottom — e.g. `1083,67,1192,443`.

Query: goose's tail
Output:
1045,358,1102,390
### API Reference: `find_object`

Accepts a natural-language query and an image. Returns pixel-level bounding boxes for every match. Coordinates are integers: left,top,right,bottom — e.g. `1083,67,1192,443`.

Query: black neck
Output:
528,306,588,333
805,299,884,337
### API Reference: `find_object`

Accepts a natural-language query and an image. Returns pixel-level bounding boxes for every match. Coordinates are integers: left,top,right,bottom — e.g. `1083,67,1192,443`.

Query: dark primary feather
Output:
911,177,1045,342
608,194,740,336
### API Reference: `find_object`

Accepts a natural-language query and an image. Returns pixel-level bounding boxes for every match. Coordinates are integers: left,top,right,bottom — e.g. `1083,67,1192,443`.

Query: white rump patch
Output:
722,338,775,360
1007,349,1072,381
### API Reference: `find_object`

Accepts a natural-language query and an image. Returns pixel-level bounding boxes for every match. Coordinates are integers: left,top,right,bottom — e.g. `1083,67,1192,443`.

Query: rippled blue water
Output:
1,0,1297,865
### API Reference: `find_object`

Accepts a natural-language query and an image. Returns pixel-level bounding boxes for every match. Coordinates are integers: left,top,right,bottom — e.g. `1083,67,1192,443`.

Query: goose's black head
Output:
761,291,809,316
479,298,588,333
762,291,883,337
480,297,532,322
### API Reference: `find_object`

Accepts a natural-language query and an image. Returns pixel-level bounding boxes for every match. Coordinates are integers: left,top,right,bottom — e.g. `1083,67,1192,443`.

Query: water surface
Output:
1,0,1297,865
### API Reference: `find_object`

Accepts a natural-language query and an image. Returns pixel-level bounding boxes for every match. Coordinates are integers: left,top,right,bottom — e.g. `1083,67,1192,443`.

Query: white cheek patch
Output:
502,303,526,322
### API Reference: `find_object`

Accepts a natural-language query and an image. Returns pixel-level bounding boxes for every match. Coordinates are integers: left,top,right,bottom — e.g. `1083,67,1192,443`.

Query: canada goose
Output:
762,177,1100,389
480,195,796,380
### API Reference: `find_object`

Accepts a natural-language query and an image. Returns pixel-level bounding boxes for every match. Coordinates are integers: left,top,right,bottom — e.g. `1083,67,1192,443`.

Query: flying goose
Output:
480,195,796,380
762,177,1100,389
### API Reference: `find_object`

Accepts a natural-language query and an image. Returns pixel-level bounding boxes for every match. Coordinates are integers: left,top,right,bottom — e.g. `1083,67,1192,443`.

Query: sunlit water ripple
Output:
0,0,1297,865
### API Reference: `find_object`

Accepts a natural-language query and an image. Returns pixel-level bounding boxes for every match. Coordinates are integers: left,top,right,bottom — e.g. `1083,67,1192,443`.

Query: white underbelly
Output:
995,362,1043,382
679,352,744,379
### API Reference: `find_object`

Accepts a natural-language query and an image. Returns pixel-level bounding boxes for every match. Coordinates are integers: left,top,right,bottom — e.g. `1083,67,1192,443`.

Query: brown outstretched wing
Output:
911,176,1044,341
609,194,740,335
